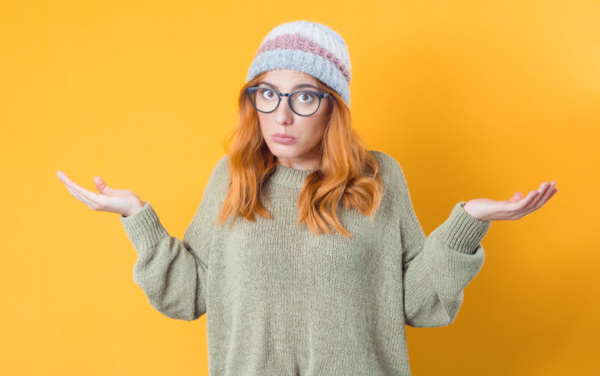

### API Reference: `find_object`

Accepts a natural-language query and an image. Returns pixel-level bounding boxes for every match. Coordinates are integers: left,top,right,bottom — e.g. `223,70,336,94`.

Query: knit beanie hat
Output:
246,20,352,108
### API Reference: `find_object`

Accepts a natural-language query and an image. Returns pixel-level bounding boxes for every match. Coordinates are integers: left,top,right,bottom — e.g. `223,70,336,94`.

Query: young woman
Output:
57,20,558,376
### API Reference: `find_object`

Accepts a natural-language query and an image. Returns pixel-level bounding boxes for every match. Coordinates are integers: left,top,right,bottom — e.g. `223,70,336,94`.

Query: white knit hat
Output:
246,20,352,107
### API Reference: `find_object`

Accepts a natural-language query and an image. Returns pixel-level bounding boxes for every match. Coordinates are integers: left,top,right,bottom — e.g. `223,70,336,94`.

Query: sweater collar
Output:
269,163,318,188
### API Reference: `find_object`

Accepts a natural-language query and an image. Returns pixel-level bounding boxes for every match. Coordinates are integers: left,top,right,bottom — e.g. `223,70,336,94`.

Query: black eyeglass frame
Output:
246,87,331,117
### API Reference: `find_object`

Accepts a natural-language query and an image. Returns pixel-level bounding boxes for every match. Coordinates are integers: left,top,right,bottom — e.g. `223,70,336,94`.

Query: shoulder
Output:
209,154,231,180
367,150,411,199
203,154,231,197
368,150,404,178
369,149,398,167
214,154,230,173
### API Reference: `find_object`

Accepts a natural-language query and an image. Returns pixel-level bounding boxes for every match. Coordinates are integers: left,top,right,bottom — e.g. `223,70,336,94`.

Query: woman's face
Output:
255,69,332,170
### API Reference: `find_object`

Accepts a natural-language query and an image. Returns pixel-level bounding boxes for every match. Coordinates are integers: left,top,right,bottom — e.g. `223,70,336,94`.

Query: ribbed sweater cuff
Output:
431,201,492,254
119,202,169,250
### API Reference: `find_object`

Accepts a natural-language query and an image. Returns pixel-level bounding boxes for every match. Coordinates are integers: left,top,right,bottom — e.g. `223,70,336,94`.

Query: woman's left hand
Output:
463,181,558,222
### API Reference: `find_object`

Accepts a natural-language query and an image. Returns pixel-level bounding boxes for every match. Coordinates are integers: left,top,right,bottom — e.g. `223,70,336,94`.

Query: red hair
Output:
216,72,384,237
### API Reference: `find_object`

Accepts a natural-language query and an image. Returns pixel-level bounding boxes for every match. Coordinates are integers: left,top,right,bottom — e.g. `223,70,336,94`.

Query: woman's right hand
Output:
56,170,145,217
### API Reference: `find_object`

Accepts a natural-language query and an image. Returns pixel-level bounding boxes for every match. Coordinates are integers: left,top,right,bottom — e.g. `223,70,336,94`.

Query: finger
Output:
508,191,522,203
94,176,113,194
57,171,75,185
59,173,103,203
505,191,536,217
64,184,97,208
71,184,103,209
57,172,96,207
537,182,557,207
60,177,101,209
61,174,84,191
57,172,95,207
523,182,556,214
530,182,551,208
533,182,554,207
64,184,94,206
57,172,80,191
516,190,539,210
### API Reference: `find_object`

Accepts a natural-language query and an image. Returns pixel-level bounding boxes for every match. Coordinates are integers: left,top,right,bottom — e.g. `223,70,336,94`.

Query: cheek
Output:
303,122,327,141
257,115,268,133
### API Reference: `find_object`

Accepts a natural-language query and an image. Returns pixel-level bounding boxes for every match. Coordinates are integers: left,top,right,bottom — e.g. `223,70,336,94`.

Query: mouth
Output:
273,133,295,140
272,134,297,145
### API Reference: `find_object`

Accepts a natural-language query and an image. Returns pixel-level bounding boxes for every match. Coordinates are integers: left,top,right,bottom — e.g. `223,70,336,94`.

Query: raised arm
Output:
395,164,492,328
119,156,229,321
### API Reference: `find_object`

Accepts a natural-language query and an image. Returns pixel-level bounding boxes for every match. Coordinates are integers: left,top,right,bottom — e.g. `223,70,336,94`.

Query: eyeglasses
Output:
246,87,331,117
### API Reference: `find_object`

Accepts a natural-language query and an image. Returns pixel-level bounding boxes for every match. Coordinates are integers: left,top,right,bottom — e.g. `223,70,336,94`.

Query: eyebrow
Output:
257,81,321,91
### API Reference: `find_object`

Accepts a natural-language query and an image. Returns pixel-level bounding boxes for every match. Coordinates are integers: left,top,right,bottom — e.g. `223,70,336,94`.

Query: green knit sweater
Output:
120,150,492,376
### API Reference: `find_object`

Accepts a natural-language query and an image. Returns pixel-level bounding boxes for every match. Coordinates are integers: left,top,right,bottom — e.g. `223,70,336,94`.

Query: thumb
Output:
509,191,523,203
94,176,113,194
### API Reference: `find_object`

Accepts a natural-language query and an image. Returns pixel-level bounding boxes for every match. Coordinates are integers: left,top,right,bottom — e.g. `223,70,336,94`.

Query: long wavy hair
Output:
216,71,384,237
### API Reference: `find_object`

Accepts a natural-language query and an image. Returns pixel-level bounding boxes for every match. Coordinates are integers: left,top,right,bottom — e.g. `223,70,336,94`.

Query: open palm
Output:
463,181,558,221
56,170,144,217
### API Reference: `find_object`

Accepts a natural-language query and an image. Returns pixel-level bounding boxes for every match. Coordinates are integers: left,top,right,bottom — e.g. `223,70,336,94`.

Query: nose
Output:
275,97,294,126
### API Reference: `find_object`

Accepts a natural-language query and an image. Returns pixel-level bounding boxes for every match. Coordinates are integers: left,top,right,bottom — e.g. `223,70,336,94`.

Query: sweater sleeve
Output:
119,156,229,322
395,165,492,328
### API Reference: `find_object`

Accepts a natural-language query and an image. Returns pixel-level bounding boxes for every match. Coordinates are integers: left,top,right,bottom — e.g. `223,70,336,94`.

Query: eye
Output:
260,88,277,100
295,92,316,103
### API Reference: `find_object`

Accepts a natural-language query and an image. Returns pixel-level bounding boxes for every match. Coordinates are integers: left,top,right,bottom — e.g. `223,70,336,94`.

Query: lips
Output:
273,133,295,140
272,134,297,145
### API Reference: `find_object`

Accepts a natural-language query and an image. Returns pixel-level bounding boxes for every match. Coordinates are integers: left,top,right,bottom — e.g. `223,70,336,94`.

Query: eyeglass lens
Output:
251,88,321,116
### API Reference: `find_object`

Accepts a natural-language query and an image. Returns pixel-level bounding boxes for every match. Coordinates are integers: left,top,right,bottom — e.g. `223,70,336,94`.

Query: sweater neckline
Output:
269,162,319,188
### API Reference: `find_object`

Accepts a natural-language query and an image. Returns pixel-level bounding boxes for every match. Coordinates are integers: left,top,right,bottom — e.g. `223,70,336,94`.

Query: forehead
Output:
262,69,317,84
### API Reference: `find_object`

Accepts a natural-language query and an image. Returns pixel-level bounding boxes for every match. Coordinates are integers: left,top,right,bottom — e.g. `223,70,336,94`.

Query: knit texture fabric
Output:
246,20,352,107
119,150,492,376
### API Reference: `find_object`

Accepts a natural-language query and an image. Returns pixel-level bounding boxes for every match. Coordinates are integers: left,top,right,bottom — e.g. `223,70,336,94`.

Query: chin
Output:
270,145,300,157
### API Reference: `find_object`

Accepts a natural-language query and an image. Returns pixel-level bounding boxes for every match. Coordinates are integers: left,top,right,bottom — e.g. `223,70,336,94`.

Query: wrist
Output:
463,200,491,222
463,201,480,219
124,202,145,217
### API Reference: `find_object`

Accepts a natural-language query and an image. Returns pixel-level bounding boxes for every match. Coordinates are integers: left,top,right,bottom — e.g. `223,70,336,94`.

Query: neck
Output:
269,163,319,188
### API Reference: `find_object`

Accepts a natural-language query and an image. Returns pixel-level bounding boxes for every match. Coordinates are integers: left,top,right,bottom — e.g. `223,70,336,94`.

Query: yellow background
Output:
2,0,598,375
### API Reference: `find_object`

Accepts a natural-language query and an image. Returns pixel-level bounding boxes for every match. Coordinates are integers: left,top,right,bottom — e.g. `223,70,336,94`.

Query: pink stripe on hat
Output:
255,33,351,85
